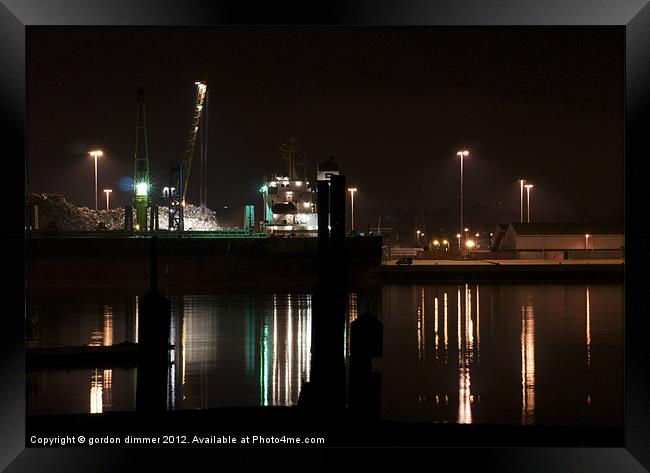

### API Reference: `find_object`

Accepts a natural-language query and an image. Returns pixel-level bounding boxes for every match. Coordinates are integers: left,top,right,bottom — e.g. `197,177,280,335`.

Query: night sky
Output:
27,26,623,233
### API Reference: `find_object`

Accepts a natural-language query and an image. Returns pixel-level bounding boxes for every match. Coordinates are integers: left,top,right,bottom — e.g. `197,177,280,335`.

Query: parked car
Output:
396,257,413,265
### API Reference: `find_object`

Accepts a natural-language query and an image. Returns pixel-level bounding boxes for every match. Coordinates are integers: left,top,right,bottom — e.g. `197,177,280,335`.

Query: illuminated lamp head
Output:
135,181,149,197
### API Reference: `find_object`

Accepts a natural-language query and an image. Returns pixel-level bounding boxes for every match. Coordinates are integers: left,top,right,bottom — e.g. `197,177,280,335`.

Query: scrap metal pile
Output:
157,204,222,231
27,194,222,231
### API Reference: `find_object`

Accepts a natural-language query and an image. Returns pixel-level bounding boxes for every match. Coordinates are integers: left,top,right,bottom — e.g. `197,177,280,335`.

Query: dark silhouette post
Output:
300,174,348,411
124,205,133,231
136,236,171,414
150,206,159,232
328,175,348,408
349,312,383,419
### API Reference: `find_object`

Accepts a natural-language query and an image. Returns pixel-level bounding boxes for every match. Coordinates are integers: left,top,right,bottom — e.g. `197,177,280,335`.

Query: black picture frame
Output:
2,1,649,471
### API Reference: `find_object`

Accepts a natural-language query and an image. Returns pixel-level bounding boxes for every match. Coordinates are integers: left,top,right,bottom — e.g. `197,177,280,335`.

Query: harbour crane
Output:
181,80,208,206
167,80,208,231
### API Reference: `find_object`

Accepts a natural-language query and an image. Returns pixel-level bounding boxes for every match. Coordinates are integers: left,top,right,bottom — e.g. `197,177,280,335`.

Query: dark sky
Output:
27,26,623,231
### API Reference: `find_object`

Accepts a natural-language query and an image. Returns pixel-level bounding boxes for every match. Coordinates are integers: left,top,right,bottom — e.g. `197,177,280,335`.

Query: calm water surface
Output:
27,283,623,426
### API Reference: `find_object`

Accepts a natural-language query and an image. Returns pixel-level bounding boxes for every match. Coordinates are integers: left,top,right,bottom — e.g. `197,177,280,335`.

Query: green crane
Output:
133,86,150,232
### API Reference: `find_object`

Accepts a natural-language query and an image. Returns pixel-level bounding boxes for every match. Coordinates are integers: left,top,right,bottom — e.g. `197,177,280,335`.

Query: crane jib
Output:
181,82,208,204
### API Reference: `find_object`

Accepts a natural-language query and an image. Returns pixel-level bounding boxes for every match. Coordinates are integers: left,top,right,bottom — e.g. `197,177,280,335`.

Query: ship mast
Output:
279,137,301,180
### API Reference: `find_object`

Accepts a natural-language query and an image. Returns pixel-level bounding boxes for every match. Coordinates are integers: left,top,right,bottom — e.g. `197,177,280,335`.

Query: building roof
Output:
490,223,510,249
509,222,623,236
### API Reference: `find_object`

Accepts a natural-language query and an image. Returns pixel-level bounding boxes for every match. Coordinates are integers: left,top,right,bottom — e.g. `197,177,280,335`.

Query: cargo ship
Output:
260,138,339,236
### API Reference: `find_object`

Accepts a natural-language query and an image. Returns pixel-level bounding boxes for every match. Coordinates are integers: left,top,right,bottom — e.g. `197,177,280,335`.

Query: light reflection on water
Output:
381,283,623,426
168,294,312,410
26,283,622,426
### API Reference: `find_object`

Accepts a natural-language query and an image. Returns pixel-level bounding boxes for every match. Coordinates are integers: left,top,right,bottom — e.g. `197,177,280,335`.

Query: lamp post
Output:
585,234,590,256
519,179,526,223
103,189,112,210
456,233,462,253
443,239,449,251
348,187,358,232
456,150,470,247
525,184,534,223
89,150,103,210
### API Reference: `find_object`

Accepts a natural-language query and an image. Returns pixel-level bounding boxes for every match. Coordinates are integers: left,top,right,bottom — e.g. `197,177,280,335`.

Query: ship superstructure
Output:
260,138,318,236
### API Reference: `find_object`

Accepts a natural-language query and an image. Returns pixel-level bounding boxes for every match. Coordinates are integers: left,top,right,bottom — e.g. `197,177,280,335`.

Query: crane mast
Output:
181,81,208,205
133,86,150,232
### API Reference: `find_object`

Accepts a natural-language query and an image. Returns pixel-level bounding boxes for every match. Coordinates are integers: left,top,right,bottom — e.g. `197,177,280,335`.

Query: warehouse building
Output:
492,223,624,259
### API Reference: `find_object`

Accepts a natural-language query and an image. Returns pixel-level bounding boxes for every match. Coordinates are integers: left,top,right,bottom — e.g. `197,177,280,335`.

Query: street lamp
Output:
433,240,440,250
103,189,112,210
456,150,470,245
443,239,449,251
348,187,358,232
519,179,526,223
89,150,103,210
525,184,534,223
466,239,475,250
464,227,469,242
456,233,462,252
585,234,590,255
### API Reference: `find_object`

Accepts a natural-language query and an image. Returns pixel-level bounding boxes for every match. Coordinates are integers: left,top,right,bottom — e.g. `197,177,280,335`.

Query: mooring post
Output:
136,236,171,414
349,312,383,419
328,174,348,408
300,175,348,412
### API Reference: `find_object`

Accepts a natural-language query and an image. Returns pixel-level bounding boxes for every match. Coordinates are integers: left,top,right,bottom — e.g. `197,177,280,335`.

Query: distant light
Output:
465,240,475,248
525,184,534,189
348,187,358,192
490,233,493,237
585,234,590,238
260,185,268,193
270,182,277,187
135,224,140,231
103,189,112,194
456,150,469,157
456,234,461,238
303,202,310,208
433,240,439,246
89,150,103,158
135,182,149,196
475,233,479,237
296,181,302,187
442,240,448,245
